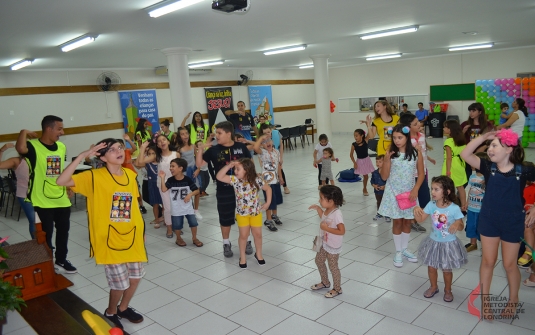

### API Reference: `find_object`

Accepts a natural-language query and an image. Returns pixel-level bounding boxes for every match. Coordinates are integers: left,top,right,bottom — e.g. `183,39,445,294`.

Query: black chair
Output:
278,128,292,150
299,125,310,146
3,177,18,218
368,138,378,158
288,126,302,149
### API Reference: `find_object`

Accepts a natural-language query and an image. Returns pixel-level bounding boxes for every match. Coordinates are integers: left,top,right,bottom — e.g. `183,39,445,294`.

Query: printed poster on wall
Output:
204,87,233,131
248,85,274,125
119,90,160,147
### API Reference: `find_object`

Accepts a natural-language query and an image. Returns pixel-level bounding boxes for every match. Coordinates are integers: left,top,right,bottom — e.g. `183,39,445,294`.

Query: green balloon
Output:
522,141,529,148
488,114,495,120
525,126,530,131
482,92,489,98
476,86,482,92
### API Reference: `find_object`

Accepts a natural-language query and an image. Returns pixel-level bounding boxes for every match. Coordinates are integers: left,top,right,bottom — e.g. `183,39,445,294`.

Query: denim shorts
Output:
171,214,198,231
465,210,480,240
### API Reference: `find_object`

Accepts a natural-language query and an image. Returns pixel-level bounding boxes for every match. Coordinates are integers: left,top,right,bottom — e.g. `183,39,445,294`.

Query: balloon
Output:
522,141,529,148
495,79,502,85
509,78,515,85
515,84,521,91
530,90,535,97
530,102,535,108
488,114,495,120
523,78,530,85
525,126,530,131
523,90,529,96
515,78,522,85
530,77,535,84
476,86,482,92
476,80,482,86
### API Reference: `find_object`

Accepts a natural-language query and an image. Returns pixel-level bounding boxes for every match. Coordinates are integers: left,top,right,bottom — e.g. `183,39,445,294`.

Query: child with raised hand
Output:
141,145,164,228
399,113,436,233
159,158,203,247
379,124,425,268
370,155,390,222
216,158,271,268
464,152,488,252
442,120,467,211
309,185,346,298
414,176,468,303
313,134,333,189
57,139,147,329
315,148,338,187
462,128,535,321
254,134,284,232
350,129,375,196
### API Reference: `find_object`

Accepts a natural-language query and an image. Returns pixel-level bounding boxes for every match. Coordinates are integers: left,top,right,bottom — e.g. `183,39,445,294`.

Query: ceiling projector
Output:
212,0,249,13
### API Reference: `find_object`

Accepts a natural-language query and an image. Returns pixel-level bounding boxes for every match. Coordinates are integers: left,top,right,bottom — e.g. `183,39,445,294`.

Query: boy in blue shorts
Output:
370,155,390,222
160,158,203,247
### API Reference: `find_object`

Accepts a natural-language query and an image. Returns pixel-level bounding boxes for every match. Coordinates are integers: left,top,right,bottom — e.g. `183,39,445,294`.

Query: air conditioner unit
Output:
155,66,212,76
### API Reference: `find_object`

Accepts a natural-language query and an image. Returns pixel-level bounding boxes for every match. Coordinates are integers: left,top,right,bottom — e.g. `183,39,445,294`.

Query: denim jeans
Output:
17,197,35,239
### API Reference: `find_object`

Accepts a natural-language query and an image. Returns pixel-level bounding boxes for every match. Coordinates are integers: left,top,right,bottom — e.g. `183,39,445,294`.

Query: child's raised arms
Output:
215,161,236,184
460,131,495,170
57,143,108,187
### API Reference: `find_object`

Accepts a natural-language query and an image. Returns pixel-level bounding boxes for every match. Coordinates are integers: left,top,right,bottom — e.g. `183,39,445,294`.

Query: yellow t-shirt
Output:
71,167,147,265
372,115,400,155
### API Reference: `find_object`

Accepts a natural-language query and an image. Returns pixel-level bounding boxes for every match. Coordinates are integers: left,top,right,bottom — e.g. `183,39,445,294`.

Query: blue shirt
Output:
499,110,512,125
423,201,464,242
370,169,386,195
415,109,428,121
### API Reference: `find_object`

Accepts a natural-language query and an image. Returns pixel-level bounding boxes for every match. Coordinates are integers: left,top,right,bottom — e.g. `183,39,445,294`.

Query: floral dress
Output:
378,152,419,219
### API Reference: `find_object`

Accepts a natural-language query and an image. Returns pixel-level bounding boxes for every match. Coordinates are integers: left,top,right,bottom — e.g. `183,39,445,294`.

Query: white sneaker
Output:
402,248,418,263
393,252,403,268
195,211,203,220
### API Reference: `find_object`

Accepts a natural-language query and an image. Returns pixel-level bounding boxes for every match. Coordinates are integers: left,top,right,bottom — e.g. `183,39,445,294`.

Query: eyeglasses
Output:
107,145,125,154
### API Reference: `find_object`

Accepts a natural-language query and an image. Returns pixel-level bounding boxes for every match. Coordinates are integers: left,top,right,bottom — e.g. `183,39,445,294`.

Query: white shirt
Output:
315,142,332,162
510,110,526,138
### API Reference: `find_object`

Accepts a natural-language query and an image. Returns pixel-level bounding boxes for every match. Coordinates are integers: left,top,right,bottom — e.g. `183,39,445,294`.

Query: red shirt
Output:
122,149,137,174
523,183,535,210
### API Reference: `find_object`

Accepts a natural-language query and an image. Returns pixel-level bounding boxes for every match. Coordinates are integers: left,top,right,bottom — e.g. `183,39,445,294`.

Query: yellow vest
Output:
27,139,71,208
373,115,400,155
71,168,147,264
190,124,209,143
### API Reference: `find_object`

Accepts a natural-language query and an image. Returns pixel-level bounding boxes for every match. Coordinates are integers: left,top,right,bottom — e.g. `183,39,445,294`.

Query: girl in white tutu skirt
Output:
413,175,468,303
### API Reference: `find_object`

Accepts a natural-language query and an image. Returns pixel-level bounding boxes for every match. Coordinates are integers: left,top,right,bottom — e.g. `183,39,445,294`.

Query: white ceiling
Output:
1,0,535,71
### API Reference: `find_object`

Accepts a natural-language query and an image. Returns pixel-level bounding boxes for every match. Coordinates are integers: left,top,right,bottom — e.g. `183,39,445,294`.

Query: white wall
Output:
0,68,317,157
329,46,535,133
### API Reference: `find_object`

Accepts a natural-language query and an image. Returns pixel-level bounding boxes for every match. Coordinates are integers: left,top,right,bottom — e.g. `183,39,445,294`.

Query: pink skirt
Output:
355,157,375,175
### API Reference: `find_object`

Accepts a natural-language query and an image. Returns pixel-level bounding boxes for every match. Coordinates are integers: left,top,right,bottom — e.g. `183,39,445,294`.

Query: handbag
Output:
312,234,322,252
389,181,417,210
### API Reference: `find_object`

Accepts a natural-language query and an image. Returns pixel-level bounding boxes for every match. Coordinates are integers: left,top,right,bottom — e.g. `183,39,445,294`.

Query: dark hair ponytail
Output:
516,98,528,117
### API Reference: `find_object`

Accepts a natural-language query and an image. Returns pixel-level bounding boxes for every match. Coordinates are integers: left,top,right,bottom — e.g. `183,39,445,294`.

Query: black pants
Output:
34,206,71,263
318,164,329,185
281,168,288,187
199,170,210,192
375,193,383,210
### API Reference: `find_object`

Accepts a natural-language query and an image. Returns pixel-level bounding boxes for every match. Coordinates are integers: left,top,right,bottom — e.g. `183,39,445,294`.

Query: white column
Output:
161,47,192,129
310,54,331,141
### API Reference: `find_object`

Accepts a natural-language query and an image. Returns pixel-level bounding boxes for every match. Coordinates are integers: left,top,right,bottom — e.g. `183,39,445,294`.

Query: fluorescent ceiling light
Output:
10,59,34,71
299,64,314,69
366,53,402,61
188,60,224,68
263,45,307,56
449,43,494,52
60,34,98,52
148,0,205,18
360,25,418,40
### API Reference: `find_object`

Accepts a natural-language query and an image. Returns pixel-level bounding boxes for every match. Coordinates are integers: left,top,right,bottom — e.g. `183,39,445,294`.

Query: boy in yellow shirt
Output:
57,138,147,330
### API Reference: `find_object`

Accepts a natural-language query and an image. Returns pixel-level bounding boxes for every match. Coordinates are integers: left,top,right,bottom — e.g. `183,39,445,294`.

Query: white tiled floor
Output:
2,134,535,334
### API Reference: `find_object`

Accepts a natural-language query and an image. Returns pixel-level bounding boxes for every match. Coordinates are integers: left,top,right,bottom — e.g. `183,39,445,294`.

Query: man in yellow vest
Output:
15,115,76,274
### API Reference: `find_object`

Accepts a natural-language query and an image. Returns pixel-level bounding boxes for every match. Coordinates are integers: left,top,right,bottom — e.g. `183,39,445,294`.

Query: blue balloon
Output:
530,126,535,132
495,96,501,102
476,80,482,86
483,80,489,85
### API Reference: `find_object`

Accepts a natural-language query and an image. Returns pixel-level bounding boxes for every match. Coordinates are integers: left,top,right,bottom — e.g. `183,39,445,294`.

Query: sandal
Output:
175,237,186,247
192,238,203,247
310,282,330,290
523,278,535,287
363,191,369,196
153,223,160,229
443,290,454,302
423,287,439,298
166,232,174,238
324,289,342,298
518,251,532,267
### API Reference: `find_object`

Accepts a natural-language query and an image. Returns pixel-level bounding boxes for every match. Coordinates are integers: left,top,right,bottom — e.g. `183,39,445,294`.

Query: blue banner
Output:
248,85,274,125
119,90,160,145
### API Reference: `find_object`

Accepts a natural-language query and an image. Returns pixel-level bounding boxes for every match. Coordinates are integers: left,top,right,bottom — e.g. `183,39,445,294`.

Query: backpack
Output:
336,168,362,183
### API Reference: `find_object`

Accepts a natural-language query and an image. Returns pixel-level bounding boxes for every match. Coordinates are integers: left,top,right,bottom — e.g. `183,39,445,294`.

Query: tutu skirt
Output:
417,235,468,271
355,157,375,175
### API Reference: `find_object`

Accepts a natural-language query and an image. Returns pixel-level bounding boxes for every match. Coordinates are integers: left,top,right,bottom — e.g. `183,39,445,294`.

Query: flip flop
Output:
523,278,535,287
423,287,439,298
